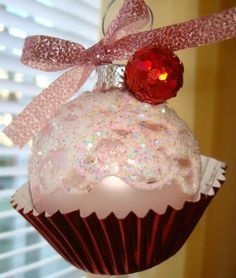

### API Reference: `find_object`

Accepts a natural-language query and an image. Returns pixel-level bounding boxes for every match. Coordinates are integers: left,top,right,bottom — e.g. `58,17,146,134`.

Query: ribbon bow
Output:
4,0,236,148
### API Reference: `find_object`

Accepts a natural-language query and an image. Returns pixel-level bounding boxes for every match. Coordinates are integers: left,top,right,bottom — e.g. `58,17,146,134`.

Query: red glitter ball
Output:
124,46,184,105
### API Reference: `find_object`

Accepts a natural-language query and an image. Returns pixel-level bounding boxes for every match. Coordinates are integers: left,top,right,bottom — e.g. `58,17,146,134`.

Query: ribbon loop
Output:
21,35,86,72
104,0,150,44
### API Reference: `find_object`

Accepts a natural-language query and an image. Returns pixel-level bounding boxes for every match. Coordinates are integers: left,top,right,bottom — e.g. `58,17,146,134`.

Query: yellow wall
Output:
98,1,236,277
197,1,236,277
185,0,236,277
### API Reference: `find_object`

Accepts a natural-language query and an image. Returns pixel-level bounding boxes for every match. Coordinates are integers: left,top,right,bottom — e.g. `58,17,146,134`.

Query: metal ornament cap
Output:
95,64,126,91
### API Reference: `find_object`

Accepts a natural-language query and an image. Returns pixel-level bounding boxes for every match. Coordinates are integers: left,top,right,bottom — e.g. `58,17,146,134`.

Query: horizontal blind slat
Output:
0,189,14,198
0,102,24,114
45,266,77,278
0,82,95,112
0,54,60,78
50,0,100,25
0,226,35,240
0,79,41,96
0,255,61,278
0,241,48,260
0,166,27,177
0,209,17,219
0,147,30,156
0,76,95,95
0,31,23,50
0,9,92,46
80,0,100,10
1,0,99,40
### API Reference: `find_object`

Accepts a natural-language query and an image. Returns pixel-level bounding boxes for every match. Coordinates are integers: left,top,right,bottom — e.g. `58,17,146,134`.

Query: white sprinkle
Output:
87,143,93,149
137,113,145,119
128,159,136,165
111,162,119,173
155,140,160,146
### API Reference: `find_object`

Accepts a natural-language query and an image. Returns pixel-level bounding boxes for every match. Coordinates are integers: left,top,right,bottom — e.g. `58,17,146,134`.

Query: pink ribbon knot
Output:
3,0,236,148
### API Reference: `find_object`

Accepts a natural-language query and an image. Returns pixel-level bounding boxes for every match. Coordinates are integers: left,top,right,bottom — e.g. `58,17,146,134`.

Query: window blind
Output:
0,0,100,277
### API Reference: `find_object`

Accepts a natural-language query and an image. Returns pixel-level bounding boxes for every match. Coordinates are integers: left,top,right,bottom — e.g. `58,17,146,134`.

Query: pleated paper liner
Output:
11,156,226,275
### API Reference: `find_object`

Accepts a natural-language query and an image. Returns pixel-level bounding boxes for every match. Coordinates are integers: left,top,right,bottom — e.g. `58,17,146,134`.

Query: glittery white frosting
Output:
29,89,201,211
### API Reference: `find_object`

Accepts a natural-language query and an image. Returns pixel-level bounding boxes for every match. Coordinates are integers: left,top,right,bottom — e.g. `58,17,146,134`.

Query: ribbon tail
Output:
90,7,236,62
4,65,94,148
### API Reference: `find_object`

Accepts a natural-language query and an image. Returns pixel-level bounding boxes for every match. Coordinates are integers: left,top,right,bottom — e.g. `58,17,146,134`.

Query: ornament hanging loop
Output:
102,0,154,36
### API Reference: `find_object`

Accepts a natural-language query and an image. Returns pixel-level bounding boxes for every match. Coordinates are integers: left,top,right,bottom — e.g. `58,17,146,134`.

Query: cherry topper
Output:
3,0,236,148
124,46,184,104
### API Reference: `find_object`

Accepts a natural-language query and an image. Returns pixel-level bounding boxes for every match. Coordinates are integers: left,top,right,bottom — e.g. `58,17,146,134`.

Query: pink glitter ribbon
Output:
4,1,236,148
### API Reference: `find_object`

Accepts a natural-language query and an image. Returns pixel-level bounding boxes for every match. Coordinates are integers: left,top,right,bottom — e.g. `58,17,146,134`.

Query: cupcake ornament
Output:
5,0,235,275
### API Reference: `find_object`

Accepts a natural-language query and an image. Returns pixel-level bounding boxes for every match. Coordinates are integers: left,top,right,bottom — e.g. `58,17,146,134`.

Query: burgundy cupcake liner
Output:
14,189,220,275
11,158,226,275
